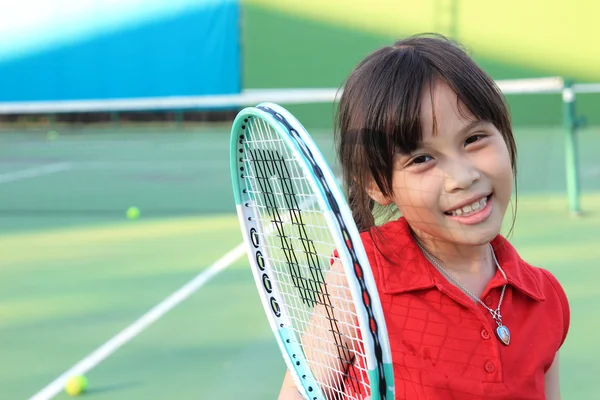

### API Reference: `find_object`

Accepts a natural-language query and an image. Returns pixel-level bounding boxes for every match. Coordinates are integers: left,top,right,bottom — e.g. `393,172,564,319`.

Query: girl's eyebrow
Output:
457,119,487,136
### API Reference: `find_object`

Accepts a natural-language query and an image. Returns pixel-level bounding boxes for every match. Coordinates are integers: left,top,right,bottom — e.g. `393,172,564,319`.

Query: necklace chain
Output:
414,239,507,327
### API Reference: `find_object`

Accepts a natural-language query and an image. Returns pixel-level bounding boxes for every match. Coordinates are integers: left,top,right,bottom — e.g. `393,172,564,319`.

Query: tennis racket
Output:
230,103,394,399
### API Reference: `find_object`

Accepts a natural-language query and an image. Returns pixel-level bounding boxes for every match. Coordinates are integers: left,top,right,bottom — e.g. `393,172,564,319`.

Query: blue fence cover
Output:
0,0,240,102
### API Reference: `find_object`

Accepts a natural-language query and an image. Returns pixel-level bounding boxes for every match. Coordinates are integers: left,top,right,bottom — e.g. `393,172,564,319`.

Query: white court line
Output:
0,162,72,184
29,243,247,400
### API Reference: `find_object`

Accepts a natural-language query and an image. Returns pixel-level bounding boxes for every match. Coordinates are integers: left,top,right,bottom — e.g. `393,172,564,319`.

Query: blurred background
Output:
1,0,598,399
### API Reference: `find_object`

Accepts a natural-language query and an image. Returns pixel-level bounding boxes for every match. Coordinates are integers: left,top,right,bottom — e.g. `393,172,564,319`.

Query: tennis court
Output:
2,1,600,399
1,123,599,399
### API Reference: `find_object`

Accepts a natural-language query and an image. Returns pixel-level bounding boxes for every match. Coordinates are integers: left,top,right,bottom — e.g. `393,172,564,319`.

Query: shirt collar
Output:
368,217,545,302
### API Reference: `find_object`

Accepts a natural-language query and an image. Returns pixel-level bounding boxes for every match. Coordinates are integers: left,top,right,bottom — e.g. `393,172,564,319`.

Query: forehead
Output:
419,80,477,140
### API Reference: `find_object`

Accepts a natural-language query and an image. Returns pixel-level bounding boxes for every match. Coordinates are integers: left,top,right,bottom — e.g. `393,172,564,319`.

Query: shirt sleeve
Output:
541,269,570,348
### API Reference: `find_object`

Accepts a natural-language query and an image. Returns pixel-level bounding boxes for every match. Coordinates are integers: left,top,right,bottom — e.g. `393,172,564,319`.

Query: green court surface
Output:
0,125,599,399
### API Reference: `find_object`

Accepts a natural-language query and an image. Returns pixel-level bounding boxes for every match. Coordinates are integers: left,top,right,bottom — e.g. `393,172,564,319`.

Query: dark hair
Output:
335,33,517,232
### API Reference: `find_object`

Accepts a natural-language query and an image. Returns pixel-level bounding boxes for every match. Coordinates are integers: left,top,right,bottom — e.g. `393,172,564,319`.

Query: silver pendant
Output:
496,325,510,346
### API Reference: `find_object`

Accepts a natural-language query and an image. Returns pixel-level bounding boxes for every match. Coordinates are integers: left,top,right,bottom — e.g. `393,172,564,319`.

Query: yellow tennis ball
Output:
78,375,88,391
65,375,87,396
126,206,140,220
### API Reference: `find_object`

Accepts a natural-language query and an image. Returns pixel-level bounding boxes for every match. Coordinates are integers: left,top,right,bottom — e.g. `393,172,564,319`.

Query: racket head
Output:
230,103,394,399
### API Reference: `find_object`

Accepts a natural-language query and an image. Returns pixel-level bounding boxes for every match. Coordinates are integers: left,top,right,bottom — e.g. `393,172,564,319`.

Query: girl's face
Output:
372,80,514,247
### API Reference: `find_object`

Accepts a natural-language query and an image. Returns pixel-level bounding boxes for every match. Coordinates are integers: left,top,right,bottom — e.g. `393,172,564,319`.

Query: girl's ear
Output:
367,181,393,206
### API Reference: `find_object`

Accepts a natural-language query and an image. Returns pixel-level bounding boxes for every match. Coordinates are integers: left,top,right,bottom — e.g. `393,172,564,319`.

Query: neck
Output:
410,229,495,276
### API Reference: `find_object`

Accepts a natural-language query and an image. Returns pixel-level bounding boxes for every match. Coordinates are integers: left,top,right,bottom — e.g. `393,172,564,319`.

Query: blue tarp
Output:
0,0,240,101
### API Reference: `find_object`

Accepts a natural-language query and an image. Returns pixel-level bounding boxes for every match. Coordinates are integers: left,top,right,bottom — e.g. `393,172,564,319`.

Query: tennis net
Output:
0,76,597,219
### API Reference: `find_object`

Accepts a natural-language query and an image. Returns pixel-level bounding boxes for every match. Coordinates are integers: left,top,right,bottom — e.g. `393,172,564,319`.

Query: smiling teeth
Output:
450,197,487,217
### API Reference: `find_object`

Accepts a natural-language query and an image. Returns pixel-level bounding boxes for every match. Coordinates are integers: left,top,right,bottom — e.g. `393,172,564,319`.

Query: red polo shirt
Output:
356,217,569,400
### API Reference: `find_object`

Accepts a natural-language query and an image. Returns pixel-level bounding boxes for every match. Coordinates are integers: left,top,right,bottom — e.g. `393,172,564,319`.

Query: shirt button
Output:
485,295,493,306
481,329,491,340
484,361,496,373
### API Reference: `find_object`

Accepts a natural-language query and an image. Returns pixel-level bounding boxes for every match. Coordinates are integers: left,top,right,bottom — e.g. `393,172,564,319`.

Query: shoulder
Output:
494,236,569,306
535,267,569,305
359,217,414,270
492,236,570,347
359,217,412,250
512,249,570,347
358,218,436,295
530,264,570,346
520,258,569,314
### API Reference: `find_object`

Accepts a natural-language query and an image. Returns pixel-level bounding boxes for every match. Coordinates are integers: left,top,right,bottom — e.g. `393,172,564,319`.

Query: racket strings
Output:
249,147,323,306
248,145,358,365
240,117,369,397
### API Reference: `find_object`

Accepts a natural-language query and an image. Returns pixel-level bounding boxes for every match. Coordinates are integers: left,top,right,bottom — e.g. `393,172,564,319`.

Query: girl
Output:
279,34,569,400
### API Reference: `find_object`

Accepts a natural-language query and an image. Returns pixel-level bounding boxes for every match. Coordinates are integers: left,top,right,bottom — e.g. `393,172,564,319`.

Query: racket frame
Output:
230,102,394,399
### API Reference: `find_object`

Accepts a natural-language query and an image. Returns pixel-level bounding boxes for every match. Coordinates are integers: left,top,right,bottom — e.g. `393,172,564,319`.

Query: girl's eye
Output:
465,134,484,146
410,155,432,165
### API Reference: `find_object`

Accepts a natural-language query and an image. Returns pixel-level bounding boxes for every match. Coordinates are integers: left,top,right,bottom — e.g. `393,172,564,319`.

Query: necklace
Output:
414,238,511,346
